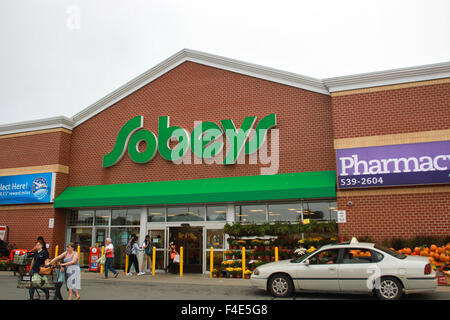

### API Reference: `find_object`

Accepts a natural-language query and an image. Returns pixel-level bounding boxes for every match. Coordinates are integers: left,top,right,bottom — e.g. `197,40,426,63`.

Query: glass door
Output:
94,228,108,248
169,227,203,273
69,228,92,267
148,229,166,270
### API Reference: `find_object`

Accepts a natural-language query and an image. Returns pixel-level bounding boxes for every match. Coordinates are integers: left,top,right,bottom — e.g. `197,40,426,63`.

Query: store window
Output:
303,201,337,221
167,206,206,222
148,207,166,222
235,204,266,223
268,203,302,222
110,227,140,270
67,210,94,226
206,206,227,221
95,210,110,226
111,208,141,225
206,229,224,249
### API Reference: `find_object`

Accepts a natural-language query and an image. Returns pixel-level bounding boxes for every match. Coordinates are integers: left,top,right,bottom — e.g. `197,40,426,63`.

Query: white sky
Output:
0,0,449,125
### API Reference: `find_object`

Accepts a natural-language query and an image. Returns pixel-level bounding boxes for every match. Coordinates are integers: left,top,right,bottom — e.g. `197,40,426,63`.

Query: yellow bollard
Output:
180,246,183,277
152,246,156,276
54,245,59,258
210,247,213,278
77,245,81,266
125,255,129,274
100,246,104,274
242,247,245,279
275,246,279,262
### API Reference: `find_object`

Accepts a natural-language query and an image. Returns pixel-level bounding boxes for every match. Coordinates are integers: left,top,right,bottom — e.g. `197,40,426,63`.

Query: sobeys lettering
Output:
102,114,277,167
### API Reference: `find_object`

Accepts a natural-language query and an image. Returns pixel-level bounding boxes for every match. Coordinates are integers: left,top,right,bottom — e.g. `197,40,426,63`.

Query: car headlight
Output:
253,268,260,276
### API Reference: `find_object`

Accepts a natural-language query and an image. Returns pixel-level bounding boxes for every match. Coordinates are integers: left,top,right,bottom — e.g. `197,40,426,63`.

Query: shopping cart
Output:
12,252,32,276
16,253,56,300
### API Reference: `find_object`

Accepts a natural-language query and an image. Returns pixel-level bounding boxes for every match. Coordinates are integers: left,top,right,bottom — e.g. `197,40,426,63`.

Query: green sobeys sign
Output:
103,114,277,167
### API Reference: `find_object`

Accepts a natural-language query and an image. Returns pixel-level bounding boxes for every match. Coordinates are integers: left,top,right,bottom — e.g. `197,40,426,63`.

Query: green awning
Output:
54,171,336,208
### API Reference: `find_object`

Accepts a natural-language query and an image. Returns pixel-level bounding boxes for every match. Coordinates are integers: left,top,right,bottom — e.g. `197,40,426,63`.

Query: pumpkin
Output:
440,254,449,263
430,245,437,252
404,248,412,255
434,253,440,261
414,247,421,254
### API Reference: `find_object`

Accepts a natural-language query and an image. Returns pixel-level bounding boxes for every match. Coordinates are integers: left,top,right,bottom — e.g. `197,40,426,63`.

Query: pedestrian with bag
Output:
166,242,179,274
28,240,50,300
126,234,144,276
141,235,152,274
47,243,81,300
53,260,64,300
103,238,119,279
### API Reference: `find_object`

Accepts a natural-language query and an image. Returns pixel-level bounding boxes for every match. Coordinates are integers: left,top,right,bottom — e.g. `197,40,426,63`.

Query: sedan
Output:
250,241,436,300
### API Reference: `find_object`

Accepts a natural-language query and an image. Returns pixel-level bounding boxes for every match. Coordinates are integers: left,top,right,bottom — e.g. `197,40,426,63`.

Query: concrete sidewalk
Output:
3,270,449,292
1,270,252,287
82,270,252,287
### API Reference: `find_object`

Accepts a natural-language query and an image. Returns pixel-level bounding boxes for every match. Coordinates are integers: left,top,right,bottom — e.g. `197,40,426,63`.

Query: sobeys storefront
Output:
56,171,337,273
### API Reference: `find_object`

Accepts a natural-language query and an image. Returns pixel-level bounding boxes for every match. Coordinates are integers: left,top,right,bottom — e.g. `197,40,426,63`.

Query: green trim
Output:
54,171,336,208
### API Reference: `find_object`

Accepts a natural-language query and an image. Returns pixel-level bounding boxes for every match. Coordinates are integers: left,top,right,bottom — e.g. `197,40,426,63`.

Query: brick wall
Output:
0,207,66,257
69,61,335,187
332,83,450,139
0,131,70,253
0,130,72,169
333,83,450,242
337,190,450,242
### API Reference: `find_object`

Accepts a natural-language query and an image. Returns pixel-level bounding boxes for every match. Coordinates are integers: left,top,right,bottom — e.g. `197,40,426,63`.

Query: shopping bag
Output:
173,254,180,263
98,254,106,265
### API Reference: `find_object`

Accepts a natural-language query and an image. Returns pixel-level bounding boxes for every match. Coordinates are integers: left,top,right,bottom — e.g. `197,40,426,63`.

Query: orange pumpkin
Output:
420,251,428,256
437,247,443,254
440,254,449,263
404,248,412,255
430,245,437,252
414,247,421,254
434,253,440,261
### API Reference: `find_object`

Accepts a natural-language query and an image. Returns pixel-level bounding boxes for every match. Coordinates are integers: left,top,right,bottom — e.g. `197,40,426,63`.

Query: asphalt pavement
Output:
0,271,449,300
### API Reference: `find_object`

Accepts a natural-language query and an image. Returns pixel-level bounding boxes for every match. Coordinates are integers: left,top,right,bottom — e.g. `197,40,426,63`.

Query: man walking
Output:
104,238,119,279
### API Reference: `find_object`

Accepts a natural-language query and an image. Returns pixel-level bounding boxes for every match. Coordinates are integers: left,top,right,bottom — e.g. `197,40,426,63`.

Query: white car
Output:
250,241,436,300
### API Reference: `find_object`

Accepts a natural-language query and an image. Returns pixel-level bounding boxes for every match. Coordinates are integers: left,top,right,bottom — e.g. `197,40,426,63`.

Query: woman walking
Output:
126,234,144,276
47,243,81,300
103,238,118,279
140,235,152,274
166,242,179,274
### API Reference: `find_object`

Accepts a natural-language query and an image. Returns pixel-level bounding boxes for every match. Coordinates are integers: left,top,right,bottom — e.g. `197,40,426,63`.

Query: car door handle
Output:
328,267,337,272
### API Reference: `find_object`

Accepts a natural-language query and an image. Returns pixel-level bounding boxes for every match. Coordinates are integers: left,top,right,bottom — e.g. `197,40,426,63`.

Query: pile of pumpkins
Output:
394,244,450,269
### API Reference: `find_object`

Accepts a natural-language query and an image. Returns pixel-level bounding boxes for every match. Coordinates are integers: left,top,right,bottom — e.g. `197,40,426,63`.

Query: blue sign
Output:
0,173,54,204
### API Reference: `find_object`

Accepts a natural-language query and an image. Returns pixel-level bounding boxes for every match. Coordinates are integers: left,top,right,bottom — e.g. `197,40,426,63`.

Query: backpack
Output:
144,241,153,255
125,240,133,255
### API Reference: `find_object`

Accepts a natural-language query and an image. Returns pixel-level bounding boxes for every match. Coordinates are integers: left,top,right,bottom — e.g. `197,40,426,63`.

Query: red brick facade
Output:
0,58,449,250
0,132,70,253
332,83,450,139
332,83,450,242
69,62,335,186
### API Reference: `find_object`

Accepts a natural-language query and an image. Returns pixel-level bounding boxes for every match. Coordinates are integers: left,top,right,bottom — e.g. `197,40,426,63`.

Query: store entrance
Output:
169,227,203,273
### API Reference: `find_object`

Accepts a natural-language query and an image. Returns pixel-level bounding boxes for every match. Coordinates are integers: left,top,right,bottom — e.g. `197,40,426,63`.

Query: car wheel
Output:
268,273,293,298
375,277,403,300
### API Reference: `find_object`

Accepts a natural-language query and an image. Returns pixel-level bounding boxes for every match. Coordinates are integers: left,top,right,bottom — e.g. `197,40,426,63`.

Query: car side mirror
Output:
303,259,310,266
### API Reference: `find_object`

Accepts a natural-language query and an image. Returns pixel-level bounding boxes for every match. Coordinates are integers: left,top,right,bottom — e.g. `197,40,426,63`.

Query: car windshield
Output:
374,244,406,259
290,251,316,263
